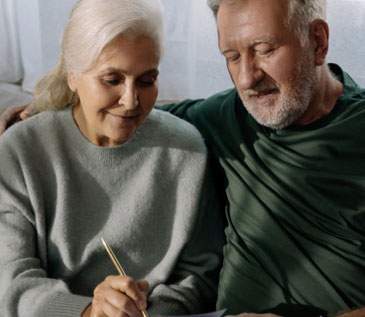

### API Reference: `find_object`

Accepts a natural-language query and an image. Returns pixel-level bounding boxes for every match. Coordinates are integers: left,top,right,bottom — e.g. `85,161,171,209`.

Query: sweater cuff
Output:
35,292,92,317
147,302,189,316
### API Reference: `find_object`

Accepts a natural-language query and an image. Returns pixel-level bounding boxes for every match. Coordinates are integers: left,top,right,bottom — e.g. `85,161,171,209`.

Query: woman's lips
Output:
107,112,139,119
106,111,140,124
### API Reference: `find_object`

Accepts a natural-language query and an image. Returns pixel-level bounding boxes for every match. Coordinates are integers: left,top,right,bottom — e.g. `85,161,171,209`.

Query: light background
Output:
0,0,364,110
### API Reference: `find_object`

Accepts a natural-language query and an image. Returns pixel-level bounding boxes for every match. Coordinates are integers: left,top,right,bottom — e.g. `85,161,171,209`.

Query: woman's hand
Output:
82,275,149,317
0,104,35,136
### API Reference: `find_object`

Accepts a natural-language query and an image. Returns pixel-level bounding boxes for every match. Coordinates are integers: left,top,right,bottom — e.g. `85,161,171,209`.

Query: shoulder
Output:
191,88,238,118
159,88,237,122
4,109,66,134
156,89,239,141
0,109,69,151
203,88,238,105
143,109,207,153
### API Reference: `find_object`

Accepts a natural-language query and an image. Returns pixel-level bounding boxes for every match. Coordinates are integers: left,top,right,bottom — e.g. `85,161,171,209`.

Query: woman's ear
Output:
68,72,78,92
310,19,329,66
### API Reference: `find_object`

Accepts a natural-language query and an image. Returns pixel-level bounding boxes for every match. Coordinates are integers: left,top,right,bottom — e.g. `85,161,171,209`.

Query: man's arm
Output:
156,98,205,123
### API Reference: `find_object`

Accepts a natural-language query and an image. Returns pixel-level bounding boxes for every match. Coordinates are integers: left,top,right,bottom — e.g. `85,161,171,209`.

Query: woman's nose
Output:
118,84,139,110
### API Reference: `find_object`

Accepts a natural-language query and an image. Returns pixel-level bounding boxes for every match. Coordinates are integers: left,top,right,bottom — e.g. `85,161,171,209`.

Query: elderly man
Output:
161,0,365,316
1,0,364,316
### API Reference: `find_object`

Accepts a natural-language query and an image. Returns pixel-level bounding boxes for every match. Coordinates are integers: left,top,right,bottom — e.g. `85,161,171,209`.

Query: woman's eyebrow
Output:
98,67,159,76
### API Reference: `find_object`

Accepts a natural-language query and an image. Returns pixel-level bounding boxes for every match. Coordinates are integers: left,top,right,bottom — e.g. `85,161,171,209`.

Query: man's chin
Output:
253,110,307,130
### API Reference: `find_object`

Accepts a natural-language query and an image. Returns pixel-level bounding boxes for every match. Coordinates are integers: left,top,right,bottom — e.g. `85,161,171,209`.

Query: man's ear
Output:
68,72,78,92
309,19,329,66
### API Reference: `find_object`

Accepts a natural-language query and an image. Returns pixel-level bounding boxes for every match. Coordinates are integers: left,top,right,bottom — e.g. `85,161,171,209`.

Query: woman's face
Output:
69,35,160,147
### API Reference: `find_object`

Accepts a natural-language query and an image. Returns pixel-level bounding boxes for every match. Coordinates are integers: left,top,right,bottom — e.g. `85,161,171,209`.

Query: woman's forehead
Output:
88,35,160,74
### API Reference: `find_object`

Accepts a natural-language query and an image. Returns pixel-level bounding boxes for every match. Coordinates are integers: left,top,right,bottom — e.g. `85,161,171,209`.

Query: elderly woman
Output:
0,0,224,316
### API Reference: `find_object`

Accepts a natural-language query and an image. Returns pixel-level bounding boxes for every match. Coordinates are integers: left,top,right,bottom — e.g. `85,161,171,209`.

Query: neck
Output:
295,65,344,126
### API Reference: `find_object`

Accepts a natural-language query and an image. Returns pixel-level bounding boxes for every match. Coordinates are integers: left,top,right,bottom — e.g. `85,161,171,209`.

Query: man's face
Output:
217,0,318,129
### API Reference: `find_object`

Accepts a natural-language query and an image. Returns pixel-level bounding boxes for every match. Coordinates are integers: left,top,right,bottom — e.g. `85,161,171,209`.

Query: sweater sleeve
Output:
0,140,91,317
147,169,226,316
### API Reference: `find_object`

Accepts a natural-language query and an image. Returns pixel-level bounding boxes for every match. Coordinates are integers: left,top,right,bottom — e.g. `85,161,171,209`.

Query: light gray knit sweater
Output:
0,108,224,317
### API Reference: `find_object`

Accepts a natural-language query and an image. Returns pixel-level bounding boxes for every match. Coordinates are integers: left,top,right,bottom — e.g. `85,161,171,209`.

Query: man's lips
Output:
249,88,278,97
243,88,279,105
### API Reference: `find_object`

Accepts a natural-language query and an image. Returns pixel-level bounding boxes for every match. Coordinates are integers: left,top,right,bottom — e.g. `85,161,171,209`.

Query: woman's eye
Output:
102,79,121,86
138,76,156,86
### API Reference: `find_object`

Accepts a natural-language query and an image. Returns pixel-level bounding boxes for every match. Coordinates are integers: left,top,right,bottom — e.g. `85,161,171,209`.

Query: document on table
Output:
165,309,226,317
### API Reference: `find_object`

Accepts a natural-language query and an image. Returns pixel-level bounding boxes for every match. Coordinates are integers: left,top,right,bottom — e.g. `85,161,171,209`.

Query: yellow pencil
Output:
101,237,149,317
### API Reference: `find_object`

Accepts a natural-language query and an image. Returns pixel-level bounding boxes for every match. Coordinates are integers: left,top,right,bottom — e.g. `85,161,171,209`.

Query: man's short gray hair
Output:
207,0,326,44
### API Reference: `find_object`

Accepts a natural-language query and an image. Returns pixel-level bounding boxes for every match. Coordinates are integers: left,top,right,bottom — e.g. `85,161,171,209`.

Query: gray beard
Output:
239,52,318,130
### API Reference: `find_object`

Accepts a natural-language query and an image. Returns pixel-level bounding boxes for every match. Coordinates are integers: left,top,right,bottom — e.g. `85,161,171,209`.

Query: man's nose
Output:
118,83,139,110
237,57,264,91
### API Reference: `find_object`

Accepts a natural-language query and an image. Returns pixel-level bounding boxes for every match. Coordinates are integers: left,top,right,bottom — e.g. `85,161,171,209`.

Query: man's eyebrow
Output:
220,37,279,55
251,37,278,45
221,48,235,55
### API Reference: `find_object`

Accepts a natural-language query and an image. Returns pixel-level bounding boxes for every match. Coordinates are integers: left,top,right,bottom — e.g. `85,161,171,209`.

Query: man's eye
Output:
256,48,275,56
226,55,240,63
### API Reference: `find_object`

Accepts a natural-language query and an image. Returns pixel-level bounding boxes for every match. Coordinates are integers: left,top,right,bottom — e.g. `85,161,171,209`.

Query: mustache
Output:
241,80,279,97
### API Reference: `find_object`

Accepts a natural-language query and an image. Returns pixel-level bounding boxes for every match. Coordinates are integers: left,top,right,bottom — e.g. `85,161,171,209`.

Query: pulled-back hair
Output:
31,0,164,112
207,0,326,44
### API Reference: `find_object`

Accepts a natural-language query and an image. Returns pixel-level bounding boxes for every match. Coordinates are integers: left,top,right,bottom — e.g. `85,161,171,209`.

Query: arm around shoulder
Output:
0,103,36,136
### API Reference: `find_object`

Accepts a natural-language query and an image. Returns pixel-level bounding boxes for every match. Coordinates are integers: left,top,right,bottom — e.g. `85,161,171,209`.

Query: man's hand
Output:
81,275,149,317
0,104,35,136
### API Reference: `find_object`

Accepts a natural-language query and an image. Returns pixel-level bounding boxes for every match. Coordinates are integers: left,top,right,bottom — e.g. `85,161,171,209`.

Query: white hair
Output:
32,0,164,112
287,0,326,44
207,0,326,44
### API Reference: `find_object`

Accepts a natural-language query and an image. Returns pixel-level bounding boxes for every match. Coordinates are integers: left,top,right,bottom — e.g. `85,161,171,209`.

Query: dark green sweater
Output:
160,64,365,317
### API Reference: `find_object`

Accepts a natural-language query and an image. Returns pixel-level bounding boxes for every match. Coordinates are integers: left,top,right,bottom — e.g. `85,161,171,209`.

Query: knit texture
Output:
0,108,224,316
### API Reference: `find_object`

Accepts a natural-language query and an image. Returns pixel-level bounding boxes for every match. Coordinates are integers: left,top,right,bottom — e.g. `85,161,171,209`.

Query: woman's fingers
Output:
91,275,149,317
92,292,131,317
109,276,148,310
136,280,150,296
92,287,140,317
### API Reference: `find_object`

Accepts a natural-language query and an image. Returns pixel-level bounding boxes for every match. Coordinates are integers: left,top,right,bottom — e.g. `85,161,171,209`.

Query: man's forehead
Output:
217,0,291,50
217,0,289,30
217,0,289,14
